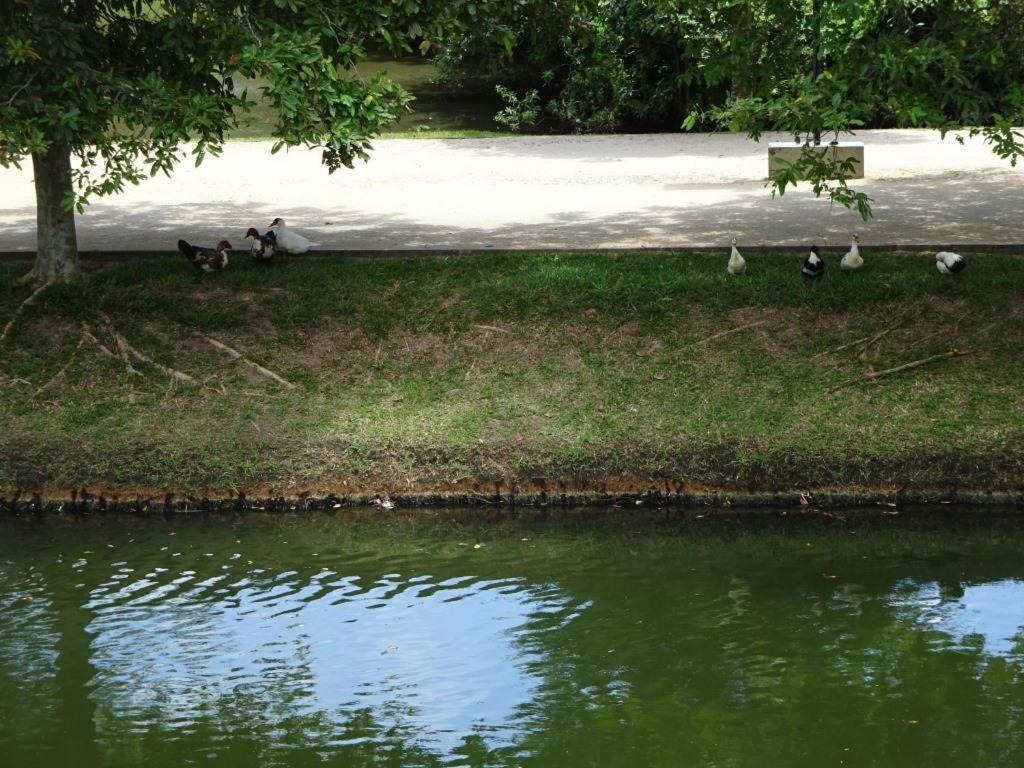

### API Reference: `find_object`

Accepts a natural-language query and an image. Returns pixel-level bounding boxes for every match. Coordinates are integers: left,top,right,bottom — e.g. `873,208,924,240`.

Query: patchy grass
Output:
0,250,1022,496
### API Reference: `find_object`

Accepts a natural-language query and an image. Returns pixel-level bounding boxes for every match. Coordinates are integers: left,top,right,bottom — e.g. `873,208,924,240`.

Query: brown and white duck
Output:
178,239,231,272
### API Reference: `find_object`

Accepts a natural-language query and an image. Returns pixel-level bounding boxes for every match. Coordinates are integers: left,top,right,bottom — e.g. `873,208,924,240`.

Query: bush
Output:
494,85,542,133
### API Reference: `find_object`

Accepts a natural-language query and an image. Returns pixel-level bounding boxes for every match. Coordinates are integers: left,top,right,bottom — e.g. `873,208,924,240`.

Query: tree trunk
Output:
22,142,80,285
729,4,752,101
671,45,684,126
811,0,823,145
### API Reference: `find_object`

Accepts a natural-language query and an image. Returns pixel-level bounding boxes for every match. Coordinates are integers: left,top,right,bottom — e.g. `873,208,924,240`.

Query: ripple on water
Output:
84,556,581,759
0,566,61,748
4,514,1024,768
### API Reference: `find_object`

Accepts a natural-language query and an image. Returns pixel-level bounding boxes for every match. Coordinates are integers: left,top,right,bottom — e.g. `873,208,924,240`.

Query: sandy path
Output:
1,129,1022,251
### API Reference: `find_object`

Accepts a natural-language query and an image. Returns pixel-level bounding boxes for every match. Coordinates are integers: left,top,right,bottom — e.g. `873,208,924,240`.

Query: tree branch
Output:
3,75,37,108
826,349,973,394
813,316,908,359
695,320,768,345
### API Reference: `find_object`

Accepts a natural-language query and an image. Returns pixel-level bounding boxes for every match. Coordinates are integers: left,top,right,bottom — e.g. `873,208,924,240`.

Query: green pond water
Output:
230,57,499,138
2,509,1024,767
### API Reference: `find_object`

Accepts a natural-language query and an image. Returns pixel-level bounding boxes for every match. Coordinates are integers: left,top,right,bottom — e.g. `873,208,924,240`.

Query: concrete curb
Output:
2,245,1022,262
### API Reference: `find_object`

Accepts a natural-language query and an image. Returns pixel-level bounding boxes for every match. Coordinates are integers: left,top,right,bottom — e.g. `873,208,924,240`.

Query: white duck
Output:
268,218,321,254
840,234,864,271
727,237,746,275
935,251,966,275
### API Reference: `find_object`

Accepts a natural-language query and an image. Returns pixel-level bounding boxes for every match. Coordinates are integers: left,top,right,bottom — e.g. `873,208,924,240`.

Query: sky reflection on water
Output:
85,567,580,758
2,512,1024,767
896,578,1024,658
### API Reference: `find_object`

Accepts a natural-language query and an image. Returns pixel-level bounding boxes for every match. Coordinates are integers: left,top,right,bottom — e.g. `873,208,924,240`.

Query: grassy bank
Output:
1,250,1022,502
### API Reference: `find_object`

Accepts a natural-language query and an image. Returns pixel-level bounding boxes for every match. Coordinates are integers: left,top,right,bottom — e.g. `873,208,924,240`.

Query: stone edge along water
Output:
2,487,1023,515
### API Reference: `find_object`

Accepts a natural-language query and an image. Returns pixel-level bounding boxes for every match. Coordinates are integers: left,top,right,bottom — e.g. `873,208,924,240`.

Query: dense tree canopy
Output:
1,0,497,283
4,0,1023,280
435,0,1024,215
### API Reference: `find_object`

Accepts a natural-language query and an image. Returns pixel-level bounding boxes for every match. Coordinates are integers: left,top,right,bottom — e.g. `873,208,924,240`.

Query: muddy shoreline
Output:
3,484,1022,515
4,439,1023,514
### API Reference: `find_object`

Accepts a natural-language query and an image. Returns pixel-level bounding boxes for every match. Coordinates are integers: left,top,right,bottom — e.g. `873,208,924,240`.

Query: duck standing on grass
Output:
802,245,825,280
268,218,320,255
840,234,864,271
178,239,231,272
935,251,966,275
246,228,277,262
727,237,747,275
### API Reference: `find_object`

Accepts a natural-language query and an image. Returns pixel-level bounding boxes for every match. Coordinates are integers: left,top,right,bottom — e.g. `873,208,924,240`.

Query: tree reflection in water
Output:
1,511,1023,768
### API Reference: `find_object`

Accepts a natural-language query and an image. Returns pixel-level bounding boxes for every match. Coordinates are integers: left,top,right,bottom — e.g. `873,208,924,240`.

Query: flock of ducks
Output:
178,226,967,279
728,234,966,279
177,218,320,272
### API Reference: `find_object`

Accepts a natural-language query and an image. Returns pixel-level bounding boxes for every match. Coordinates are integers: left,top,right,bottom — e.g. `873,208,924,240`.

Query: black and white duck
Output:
246,228,277,262
935,251,966,275
802,245,825,280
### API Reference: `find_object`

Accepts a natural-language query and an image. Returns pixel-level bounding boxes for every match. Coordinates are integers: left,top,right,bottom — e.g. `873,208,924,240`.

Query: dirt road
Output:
2,130,1022,251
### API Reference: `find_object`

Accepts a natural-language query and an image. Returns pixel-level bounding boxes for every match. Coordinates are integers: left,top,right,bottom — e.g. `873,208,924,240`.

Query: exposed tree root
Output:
110,326,144,378
0,279,53,348
15,267,39,287
95,313,141,376
826,349,974,394
120,334,197,385
100,313,197,384
81,323,115,358
34,330,89,398
203,336,296,389
695,320,767,345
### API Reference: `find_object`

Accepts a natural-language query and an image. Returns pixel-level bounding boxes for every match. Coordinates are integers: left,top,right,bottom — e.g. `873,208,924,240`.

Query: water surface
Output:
230,57,498,138
2,509,1023,767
